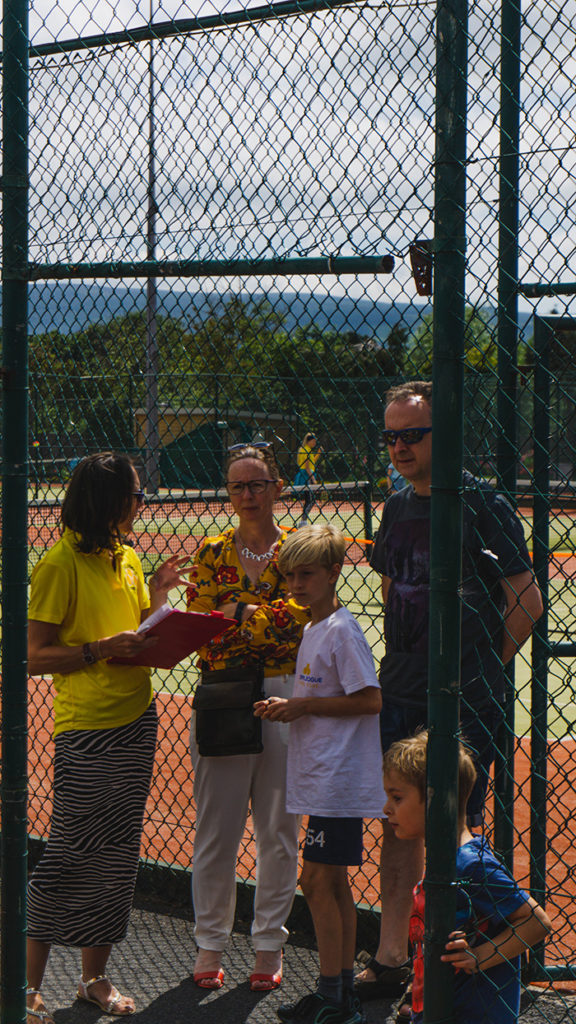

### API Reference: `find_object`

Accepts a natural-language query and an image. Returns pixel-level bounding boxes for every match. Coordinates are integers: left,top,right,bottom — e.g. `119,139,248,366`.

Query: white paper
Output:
138,603,171,633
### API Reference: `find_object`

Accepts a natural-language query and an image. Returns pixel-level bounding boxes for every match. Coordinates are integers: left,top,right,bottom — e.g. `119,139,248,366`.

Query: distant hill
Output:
7,282,534,339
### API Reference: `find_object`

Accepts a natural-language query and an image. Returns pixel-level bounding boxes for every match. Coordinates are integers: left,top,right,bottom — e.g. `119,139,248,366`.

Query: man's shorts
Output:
302,815,363,866
379,697,504,827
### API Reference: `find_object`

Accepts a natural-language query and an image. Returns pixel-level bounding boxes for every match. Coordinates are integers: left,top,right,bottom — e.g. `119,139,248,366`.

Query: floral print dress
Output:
186,527,309,674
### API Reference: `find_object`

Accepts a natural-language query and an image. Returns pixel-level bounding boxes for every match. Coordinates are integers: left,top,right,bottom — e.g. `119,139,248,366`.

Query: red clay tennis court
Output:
27,680,576,988
23,491,576,987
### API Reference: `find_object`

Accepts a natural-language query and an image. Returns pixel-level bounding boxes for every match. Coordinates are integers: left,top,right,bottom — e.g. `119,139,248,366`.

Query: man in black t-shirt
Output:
355,381,543,1004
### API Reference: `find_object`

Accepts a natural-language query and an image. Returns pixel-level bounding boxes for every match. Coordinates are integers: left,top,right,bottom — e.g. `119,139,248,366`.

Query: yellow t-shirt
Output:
297,444,321,476
28,529,153,736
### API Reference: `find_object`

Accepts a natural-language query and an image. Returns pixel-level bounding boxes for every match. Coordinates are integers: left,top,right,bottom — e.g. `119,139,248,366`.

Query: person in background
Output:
294,432,323,524
383,731,551,1024
186,442,309,992
386,462,406,494
26,452,189,1023
355,380,543,1006
256,524,384,1024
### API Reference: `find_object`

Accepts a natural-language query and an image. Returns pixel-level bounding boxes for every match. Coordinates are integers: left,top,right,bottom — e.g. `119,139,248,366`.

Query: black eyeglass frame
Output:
382,427,432,446
226,479,279,495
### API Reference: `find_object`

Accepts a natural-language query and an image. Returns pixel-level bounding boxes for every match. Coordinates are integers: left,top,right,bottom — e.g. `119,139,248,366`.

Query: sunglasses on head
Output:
382,427,432,446
228,441,273,452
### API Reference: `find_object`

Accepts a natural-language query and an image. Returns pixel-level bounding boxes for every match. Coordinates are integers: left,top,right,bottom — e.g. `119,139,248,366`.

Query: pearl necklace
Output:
238,532,280,563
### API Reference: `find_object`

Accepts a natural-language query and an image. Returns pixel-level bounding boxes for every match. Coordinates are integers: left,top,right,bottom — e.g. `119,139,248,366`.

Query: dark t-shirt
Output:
370,473,533,709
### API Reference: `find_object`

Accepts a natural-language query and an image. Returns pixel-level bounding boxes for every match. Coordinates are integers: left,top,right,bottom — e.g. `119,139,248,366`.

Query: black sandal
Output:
394,978,413,1023
354,957,412,1002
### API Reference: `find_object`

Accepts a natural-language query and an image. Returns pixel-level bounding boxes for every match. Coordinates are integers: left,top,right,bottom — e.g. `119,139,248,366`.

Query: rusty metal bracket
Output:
409,239,433,296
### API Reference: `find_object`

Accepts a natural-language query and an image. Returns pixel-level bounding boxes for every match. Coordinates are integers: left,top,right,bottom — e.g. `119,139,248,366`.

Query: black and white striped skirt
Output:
28,700,157,947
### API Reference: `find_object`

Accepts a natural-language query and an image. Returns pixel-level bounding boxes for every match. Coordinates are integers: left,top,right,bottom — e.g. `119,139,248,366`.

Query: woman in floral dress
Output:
186,444,309,992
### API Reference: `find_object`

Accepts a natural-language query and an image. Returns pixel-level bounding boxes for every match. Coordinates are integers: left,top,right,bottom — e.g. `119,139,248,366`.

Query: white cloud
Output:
21,0,576,316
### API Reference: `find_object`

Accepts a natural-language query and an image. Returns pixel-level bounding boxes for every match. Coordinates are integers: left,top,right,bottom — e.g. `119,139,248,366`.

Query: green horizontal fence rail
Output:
23,256,396,281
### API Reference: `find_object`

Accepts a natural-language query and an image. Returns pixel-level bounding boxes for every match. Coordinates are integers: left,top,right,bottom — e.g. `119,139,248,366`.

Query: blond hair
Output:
383,730,477,821
225,444,280,481
278,523,346,574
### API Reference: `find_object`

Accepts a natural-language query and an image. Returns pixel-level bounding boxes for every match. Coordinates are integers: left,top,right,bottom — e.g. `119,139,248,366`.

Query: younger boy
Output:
383,731,552,1023
255,524,385,1024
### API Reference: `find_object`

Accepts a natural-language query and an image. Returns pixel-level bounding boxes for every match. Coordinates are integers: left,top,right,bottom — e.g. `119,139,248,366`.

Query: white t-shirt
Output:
286,606,386,818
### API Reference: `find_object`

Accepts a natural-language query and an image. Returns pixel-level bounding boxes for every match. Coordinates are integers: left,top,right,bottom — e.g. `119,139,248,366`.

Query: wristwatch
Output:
234,602,246,625
82,642,97,665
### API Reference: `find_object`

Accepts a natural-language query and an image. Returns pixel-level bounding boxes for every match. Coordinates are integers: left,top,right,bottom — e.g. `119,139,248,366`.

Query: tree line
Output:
28,296,576,478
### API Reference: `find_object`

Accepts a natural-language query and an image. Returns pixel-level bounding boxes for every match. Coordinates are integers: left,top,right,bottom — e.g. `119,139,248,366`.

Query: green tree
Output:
404,306,497,375
29,312,195,453
29,296,409,483
385,322,407,374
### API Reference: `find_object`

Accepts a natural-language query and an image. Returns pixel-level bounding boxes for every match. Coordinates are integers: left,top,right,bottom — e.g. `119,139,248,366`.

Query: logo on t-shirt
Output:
124,566,138,590
299,662,322,686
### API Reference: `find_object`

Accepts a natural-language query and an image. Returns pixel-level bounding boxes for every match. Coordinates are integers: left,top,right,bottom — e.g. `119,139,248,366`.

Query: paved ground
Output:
38,899,576,1024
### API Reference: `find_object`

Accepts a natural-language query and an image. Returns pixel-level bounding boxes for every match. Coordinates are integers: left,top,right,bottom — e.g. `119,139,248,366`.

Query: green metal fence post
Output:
424,0,468,1020
530,316,551,979
364,382,379,542
493,0,522,869
1,0,30,1021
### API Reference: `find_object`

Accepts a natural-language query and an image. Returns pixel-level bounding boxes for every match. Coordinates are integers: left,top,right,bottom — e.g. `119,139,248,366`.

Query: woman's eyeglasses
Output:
133,490,145,503
228,441,273,452
382,427,432,446
227,479,277,495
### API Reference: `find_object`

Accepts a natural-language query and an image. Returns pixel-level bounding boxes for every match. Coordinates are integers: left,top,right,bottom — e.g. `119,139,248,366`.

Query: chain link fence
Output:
3,0,576,1017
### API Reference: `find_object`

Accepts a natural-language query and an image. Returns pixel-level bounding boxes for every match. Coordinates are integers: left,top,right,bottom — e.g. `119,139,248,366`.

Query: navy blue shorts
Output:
302,815,363,866
379,697,503,826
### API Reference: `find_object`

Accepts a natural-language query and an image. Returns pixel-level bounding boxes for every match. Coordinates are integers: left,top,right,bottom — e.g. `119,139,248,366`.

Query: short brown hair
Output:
383,729,477,821
278,523,346,574
386,380,432,409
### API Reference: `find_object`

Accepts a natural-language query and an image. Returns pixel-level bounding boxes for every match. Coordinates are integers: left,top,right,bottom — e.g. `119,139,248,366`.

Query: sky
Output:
30,0,272,43
21,0,576,320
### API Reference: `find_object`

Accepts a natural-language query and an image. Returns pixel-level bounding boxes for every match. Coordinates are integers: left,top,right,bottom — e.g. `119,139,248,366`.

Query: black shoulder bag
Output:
192,663,265,757
192,573,284,756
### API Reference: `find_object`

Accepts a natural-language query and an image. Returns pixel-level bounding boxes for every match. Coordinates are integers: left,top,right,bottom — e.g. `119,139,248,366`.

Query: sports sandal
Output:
77,976,135,1015
26,989,55,1024
354,957,411,1002
394,978,413,1023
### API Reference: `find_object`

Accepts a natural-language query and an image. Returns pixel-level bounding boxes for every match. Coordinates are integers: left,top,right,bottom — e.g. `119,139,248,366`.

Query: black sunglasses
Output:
228,441,273,452
133,490,145,503
382,427,432,446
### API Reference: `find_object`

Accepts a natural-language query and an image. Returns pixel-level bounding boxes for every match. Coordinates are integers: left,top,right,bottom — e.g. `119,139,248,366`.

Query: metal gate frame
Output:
3,2,576,1023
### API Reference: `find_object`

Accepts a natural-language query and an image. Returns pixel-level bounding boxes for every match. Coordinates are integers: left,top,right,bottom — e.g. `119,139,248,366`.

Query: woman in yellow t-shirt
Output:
294,432,323,523
26,453,189,1024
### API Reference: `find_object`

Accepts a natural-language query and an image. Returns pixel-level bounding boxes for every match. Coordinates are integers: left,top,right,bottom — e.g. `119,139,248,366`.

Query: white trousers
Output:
190,673,301,952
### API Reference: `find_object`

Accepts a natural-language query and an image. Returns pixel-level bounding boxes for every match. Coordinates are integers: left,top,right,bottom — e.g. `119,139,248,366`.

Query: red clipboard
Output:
110,609,235,669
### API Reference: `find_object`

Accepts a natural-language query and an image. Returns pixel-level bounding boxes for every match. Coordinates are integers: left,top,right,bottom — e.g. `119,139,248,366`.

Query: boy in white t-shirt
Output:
255,524,385,1024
